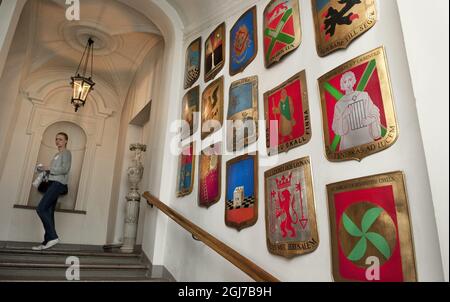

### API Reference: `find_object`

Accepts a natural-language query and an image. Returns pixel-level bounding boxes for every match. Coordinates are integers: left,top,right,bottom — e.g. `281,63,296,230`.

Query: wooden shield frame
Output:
184,37,202,89
327,171,417,282
201,76,224,140
312,0,377,57
263,0,302,68
227,76,259,152
264,70,311,156
205,22,226,83
229,6,258,76
225,153,258,231
264,156,319,258
318,46,399,162
198,143,222,208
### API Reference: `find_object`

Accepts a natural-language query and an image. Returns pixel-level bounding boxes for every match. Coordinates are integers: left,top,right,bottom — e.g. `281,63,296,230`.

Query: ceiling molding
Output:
182,0,261,41
21,70,118,115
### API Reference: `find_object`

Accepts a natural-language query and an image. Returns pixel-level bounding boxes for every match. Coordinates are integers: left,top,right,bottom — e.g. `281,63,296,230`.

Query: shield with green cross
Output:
327,171,417,282
263,0,301,68
318,47,399,162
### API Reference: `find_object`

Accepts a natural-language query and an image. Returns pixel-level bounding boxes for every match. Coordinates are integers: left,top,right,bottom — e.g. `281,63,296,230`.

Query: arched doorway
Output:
28,121,87,211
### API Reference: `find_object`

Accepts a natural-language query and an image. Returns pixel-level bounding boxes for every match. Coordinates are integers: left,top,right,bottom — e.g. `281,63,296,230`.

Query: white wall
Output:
0,0,26,78
0,88,121,245
397,0,449,282
150,0,445,281
107,41,164,245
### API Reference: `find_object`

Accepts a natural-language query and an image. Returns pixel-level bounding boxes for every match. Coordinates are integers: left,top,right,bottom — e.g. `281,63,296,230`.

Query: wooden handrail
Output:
143,192,279,282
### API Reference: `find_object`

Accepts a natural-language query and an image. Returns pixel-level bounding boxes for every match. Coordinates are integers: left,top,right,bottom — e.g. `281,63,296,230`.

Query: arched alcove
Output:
28,121,87,211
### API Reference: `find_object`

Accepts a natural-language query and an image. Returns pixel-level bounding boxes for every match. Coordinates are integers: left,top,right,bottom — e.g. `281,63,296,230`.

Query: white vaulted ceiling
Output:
166,0,257,34
26,0,162,106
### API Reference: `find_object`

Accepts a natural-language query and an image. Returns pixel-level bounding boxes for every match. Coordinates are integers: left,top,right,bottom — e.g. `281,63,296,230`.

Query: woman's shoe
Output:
42,238,60,250
31,244,46,251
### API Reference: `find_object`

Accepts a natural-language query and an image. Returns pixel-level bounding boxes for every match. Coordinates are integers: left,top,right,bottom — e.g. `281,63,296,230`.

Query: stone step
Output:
0,242,173,281
0,262,151,281
0,249,143,265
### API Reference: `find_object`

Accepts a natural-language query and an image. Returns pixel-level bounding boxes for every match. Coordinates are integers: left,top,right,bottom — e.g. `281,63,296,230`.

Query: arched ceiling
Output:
166,0,257,34
25,0,163,104
21,0,253,110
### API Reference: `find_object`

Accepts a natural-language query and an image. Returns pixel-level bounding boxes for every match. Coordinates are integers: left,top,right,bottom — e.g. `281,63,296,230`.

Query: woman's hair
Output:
56,132,69,145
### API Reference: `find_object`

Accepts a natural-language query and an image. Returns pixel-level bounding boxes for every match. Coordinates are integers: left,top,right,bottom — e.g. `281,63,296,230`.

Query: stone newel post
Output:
121,143,146,253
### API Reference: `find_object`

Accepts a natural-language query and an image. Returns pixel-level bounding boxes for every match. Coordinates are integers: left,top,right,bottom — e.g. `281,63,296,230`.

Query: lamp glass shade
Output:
71,76,94,105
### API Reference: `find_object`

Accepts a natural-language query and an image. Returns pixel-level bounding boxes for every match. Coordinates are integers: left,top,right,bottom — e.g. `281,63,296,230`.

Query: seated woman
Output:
32,132,72,251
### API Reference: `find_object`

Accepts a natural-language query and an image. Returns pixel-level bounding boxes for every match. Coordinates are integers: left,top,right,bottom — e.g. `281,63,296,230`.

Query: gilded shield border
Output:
326,171,417,282
227,76,259,152
263,0,302,68
184,37,201,89
201,76,224,140
176,142,196,198
229,6,258,76
225,153,259,231
318,46,399,162
198,143,222,208
205,22,226,83
264,70,311,156
312,0,377,57
264,156,319,258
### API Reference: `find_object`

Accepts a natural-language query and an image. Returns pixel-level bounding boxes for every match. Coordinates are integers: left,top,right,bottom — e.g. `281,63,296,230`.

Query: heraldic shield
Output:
181,86,199,141
327,171,417,282
230,6,258,76
184,37,201,89
264,70,311,156
318,46,398,162
264,157,319,258
263,0,302,68
227,76,259,152
225,153,258,231
312,0,377,57
177,143,195,198
198,144,221,208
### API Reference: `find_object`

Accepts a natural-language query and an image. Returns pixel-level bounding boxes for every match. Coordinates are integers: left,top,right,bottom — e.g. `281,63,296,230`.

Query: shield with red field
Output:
225,153,258,231
263,0,301,68
176,143,195,197
264,70,311,156
327,171,417,282
318,47,398,162
198,144,221,208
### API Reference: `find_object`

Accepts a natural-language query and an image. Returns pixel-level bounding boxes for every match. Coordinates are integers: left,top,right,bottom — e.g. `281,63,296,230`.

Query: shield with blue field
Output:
318,47,398,162
225,154,258,231
184,37,201,89
312,0,377,57
230,6,258,76
227,76,258,152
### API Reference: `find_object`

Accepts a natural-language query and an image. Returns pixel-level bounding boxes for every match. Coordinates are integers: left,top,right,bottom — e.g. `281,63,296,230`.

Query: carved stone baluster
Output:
121,143,146,253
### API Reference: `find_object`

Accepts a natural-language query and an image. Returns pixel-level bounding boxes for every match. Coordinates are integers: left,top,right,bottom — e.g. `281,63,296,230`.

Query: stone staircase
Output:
0,242,172,281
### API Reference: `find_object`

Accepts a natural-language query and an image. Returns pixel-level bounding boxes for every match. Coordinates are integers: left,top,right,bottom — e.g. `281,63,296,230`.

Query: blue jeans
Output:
36,181,68,244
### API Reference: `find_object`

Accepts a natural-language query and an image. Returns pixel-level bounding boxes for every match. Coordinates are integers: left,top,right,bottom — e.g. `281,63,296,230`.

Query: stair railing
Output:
143,192,279,282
